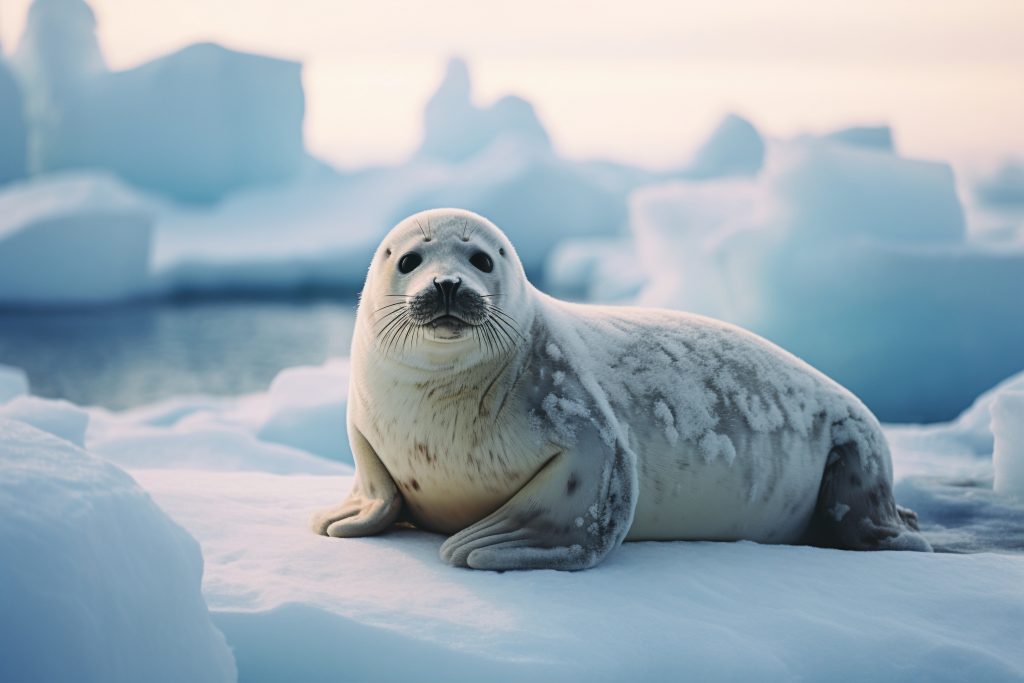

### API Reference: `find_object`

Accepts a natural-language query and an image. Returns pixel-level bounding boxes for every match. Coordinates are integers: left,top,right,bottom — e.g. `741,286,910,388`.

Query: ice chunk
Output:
0,419,235,682
0,365,29,403
0,395,89,446
682,113,765,179
418,57,551,162
0,172,154,306
0,55,28,185
13,0,305,204
257,359,352,464
992,390,1024,498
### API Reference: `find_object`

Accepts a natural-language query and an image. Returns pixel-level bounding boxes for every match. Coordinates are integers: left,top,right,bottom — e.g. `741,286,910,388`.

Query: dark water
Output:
0,298,358,409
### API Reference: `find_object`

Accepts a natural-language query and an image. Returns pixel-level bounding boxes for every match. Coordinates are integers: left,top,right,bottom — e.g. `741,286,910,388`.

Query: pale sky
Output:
3,0,1023,170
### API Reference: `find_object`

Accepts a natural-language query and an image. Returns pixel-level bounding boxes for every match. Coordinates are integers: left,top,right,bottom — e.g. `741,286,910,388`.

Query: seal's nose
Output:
434,277,461,306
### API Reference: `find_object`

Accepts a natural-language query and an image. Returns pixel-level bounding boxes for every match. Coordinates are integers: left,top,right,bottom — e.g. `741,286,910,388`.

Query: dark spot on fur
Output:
410,479,420,491
868,490,880,507
566,473,579,495
849,474,862,487
499,247,505,256
368,484,376,496
384,248,392,257
414,442,434,463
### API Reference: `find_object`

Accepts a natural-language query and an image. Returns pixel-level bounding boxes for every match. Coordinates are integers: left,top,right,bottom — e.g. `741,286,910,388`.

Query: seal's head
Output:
360,209,533,368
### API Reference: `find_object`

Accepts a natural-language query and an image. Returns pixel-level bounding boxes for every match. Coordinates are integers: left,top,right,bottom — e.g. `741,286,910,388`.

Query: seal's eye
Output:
398,253,422,274
470,251,493,273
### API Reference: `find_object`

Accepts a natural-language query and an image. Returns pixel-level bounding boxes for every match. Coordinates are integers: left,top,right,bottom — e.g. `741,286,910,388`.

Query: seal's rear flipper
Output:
804,440,932,552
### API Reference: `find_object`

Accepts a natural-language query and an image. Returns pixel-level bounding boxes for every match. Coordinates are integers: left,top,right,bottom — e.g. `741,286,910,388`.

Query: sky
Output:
2,0,1023,171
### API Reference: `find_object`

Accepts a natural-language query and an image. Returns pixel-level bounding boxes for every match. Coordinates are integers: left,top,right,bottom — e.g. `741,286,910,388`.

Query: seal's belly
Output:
626,425,830,543
365,406,552,536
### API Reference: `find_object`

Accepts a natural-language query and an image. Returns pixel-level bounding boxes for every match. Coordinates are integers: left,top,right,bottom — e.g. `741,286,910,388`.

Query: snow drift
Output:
0,418,235,682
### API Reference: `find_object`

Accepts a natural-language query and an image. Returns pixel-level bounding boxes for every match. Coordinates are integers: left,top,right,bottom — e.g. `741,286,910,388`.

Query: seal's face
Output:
362,209,531,367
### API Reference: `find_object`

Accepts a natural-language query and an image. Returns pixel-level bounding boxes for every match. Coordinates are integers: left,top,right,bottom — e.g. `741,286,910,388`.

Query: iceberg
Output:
623,139,1024,422
0,53,28,185
12,0,305,204
417,57,551,162
0,172,154,306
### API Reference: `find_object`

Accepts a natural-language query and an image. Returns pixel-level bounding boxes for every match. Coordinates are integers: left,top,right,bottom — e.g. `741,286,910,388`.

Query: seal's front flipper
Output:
440,436,637,571
311,424,401,537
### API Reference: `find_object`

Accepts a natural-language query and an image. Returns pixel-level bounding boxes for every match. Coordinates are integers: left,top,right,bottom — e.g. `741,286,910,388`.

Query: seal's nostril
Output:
434,278,461,303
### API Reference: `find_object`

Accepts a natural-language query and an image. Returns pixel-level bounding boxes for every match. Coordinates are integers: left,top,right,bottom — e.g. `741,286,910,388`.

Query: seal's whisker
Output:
487,307,526,342
376,311,403,336
373,301,409,313
379,313,409,352
491,319,515,355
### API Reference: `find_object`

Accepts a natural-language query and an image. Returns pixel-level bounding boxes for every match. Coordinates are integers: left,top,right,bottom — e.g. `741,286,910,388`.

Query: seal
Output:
312,208,931,570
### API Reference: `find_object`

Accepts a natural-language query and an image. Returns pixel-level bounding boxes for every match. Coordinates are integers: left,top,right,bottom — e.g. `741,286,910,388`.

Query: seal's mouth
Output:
429,314,469,328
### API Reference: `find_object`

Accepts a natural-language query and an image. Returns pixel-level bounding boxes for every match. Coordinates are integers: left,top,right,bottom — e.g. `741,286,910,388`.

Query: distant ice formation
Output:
0,172,154,306
975,161,1024,207
418,57,551,162
681,113,765,179
12,0,305,204
564,136,1024,422
821,125,895,152
0,52,28,186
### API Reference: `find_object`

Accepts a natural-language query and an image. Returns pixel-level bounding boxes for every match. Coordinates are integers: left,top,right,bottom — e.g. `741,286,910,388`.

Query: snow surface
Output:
0,394,88,446
1,360,1023,680
0,418,235,682
12,0,305,203
0,172,154,305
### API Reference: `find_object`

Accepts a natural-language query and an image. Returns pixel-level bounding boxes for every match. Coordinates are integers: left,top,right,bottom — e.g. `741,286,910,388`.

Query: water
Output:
0,298,358,409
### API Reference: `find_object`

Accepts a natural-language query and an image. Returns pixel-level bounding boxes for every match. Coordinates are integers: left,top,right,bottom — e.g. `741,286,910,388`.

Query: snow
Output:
0,172,154,305
13,0,305,204
0,418,235,683
0,364,29,403
1,358,1022,679
0,395,89,446
992,391,1024,498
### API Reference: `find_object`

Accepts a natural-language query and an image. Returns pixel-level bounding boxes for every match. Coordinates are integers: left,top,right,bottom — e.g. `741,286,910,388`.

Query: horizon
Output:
3,0,1023,173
